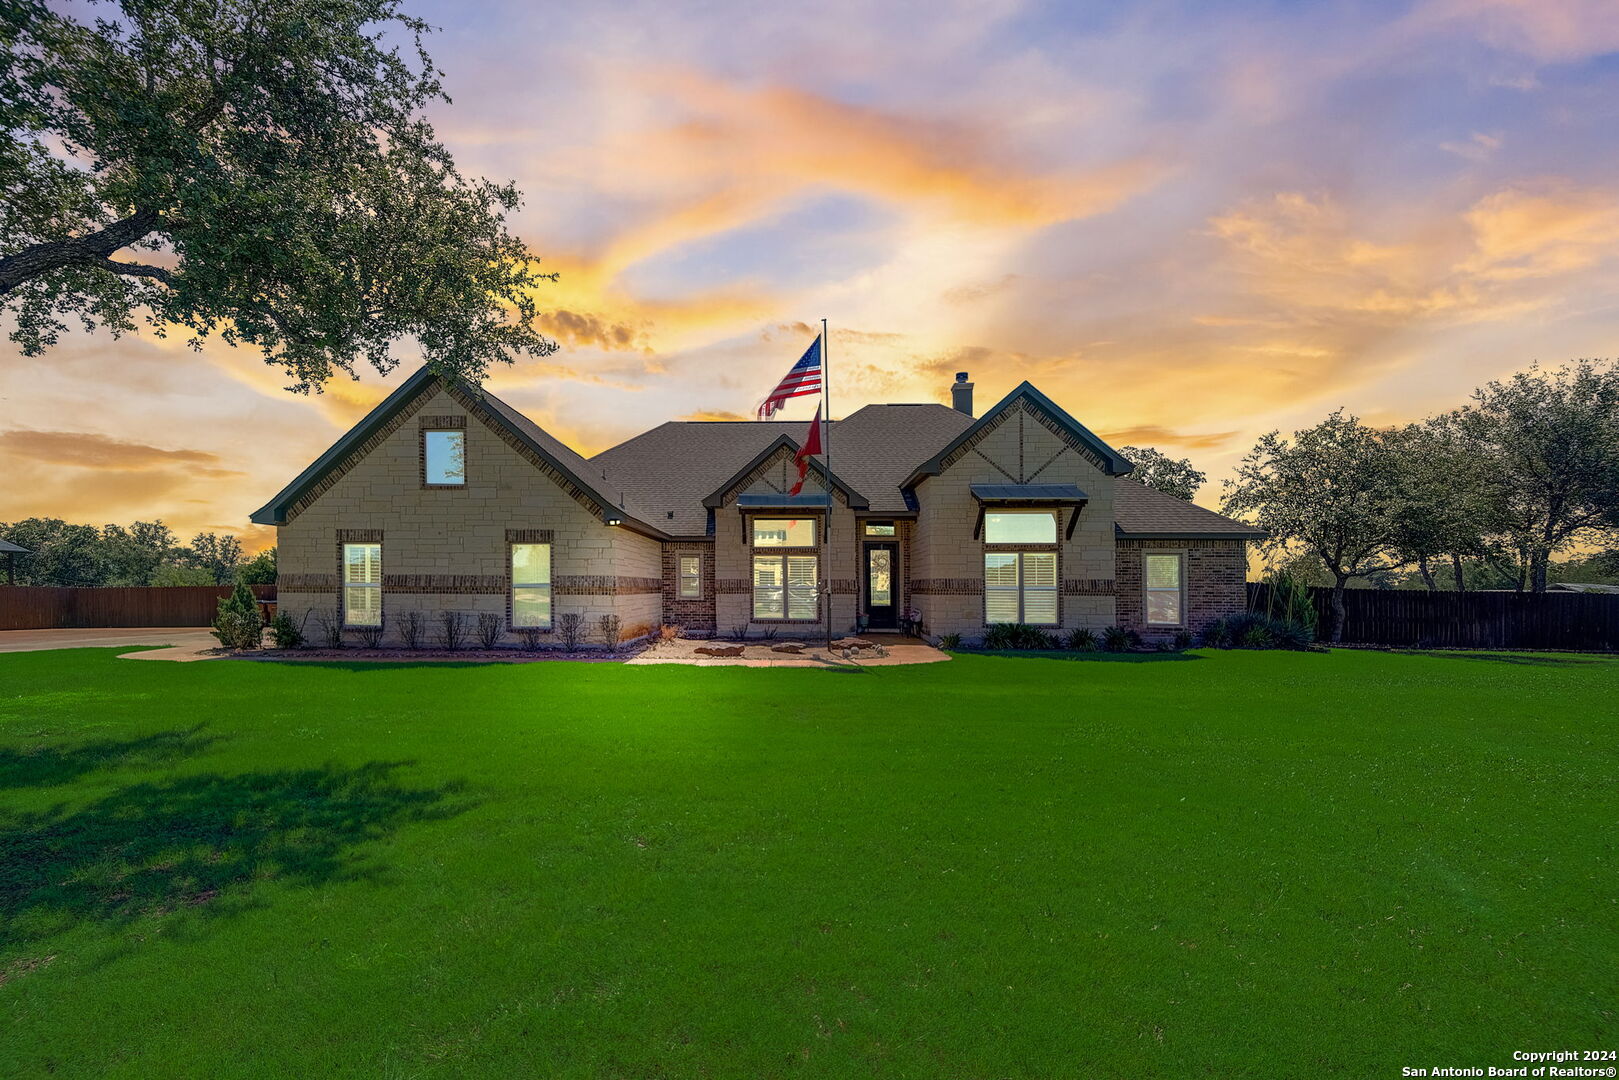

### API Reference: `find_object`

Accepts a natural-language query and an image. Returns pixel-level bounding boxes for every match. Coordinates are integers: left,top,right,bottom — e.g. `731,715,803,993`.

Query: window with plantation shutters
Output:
342,543,382,627
982,550,1057,626
752,553,817,619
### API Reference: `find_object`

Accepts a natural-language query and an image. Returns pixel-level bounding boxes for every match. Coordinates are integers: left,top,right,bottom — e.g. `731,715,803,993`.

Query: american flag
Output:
757,335,823,419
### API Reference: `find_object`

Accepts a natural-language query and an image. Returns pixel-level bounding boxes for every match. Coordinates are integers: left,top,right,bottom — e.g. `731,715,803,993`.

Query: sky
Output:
4,0,1619,549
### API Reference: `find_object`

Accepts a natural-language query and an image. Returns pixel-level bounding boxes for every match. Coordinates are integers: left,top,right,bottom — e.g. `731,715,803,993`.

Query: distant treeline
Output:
0,518,274,587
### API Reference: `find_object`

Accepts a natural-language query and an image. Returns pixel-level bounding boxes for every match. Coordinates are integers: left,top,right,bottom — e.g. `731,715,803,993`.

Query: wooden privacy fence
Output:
0,585,276,631
1246,582,1619,651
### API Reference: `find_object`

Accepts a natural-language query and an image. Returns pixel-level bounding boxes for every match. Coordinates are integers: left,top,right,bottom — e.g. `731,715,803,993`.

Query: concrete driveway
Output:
0,627,222,661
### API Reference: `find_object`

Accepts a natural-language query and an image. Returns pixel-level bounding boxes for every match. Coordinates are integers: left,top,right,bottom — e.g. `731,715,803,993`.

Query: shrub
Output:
475,612,502,650
937,632,962,650
210,583,264,650
558,612,585,651
658,624,682,643
984,623,1058,650
310,609,343,649
1240,621,1275,649
1261,568,1319,642
1201,617,1231,648
1212,611,1313,650
598,614,622,652
515,626,544,651
437,610,468,651
1172,629,1194,651
397,610,425,649
355,624,385,649
267,611,303,650
1101,625,1134,652
1065,627,1098,651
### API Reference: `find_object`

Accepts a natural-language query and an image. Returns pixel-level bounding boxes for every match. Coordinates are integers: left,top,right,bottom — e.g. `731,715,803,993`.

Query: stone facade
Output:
275,386,660,647
908,397,1118,637
266,374,1254,646
1115,539,1248,641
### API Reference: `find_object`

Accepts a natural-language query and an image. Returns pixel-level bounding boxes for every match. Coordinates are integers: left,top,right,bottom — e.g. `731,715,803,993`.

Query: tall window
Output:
983,510,1057,626
423,430,466,485
1144,553,1184,626
678,555,702,598
984,552,1057,625
342,542,382,627
753,554,818,619
511,543,552,628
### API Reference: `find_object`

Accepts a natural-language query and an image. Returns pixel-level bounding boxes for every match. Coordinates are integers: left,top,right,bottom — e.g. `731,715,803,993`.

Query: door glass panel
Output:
868,549,892,606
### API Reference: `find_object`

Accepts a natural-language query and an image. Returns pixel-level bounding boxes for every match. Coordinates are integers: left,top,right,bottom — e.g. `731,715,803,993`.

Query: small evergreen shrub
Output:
1172,629,1194,650
437,610,468,651
1065,627,1099,651
268,611,303,650
475,612,503,649
1201,618,1231,648
937,632,962,650
983,623,1058,650
1101,625,1134,652
210,583,264,650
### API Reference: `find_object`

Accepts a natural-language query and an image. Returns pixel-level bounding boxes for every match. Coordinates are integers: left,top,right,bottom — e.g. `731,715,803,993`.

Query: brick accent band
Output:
336,529,384,543
505,529,556,543
419,415,467,429
1063,579,1116,595
911,578,984,596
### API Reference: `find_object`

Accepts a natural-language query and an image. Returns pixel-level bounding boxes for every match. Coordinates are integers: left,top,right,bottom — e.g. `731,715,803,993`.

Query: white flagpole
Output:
822,318,833,647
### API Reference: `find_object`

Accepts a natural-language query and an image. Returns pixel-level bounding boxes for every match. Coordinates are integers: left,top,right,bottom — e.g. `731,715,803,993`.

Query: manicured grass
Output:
0,648,1614,1078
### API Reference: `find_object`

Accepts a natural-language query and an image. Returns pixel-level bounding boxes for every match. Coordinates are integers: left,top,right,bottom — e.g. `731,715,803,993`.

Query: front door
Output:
864,543,898,629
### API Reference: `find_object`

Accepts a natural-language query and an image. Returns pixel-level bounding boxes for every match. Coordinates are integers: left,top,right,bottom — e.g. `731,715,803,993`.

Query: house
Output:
251,367,1262,644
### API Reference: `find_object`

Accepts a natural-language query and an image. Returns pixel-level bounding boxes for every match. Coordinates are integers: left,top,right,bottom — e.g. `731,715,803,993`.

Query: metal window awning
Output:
970,483,1087,502
735,493,833,511
970,484,1090,540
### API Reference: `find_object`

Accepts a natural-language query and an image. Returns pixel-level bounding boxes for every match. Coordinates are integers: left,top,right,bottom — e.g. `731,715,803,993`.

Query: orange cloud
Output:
0,430,243,478
1098,425,1241,451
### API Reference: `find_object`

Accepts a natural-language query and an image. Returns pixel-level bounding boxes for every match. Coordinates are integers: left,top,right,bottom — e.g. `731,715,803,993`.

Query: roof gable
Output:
248,369,666,537
903,381,1133,487
701,435,869,510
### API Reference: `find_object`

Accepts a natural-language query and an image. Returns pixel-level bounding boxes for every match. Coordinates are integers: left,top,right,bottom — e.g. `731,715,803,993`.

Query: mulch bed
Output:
234,644,648,663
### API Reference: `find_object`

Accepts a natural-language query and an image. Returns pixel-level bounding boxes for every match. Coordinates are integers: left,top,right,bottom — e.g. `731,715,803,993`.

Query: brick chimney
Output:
951,371,974,416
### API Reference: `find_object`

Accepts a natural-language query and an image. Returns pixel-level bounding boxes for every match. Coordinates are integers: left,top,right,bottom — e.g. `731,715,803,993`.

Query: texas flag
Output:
788,403,823,496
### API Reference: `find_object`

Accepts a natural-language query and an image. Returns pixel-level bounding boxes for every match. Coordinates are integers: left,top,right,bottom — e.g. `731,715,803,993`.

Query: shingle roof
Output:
590,403,973,536
0,539,29,554
1112,479,1266,538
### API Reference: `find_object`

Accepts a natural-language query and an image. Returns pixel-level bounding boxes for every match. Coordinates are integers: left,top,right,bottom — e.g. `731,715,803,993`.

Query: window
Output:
678,555,702,598
863,522,896,537
424,430,466,485
983,551,1057,625
1144,553,1184,626
751,517,816,547
753,553,818,619
342,542,382,627
984,511,1056,544
511,543,552,628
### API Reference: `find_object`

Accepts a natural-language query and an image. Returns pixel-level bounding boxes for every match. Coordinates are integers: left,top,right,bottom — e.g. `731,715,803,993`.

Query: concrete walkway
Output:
0,627,223,661
625,635,950,668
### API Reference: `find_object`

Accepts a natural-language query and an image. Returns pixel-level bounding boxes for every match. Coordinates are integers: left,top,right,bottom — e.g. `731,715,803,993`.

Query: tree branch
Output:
0,209,164,295
94,257,174,285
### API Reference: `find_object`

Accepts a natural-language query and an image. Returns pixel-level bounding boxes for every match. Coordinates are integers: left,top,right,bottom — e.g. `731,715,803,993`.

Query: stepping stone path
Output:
695,645,745,657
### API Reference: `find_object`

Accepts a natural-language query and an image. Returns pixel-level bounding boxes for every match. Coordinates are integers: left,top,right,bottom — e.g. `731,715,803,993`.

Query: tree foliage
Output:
1118,445,1206,501
1,0,556,390
1221,411,1411,641
1452,360,1619,593
0,516,258,584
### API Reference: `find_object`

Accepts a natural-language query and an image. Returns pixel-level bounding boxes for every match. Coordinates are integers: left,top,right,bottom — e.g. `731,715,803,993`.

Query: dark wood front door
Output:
864,543,898,629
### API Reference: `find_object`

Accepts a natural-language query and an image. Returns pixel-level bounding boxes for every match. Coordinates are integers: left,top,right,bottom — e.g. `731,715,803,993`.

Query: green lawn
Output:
0,648,1614,1078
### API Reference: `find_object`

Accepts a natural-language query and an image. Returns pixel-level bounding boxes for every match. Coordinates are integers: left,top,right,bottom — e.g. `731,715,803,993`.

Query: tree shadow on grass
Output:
0,762,470,954
1393,650,1617,667
0,726,219,790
